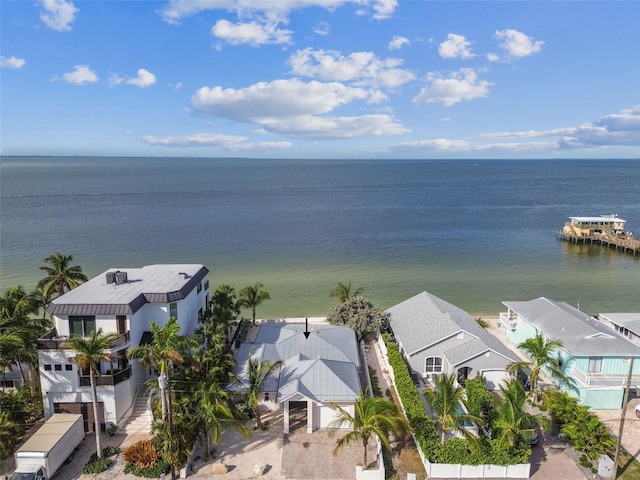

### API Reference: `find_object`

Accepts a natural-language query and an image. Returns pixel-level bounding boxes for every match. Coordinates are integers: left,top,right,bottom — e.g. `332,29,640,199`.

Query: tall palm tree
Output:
127,317,198,421
38,252,88,300
423,373,484,445
330,393,409,468
329,281,364,303
64,329,118,458
494,378,543,449
244,352,282,428
507,331,570,402
237,283,271,326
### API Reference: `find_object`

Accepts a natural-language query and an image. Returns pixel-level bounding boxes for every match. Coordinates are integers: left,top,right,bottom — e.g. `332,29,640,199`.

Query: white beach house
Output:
38,264,209,431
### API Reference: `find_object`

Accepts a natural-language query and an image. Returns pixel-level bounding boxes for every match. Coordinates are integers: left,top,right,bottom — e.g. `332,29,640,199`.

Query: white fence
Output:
376,335,531,479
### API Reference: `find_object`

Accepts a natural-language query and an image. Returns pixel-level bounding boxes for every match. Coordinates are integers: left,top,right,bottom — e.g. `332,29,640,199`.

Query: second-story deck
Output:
38,328,131,350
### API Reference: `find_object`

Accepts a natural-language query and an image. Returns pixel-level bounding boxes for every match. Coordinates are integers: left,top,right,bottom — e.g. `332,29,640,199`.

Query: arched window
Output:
425,357,443,374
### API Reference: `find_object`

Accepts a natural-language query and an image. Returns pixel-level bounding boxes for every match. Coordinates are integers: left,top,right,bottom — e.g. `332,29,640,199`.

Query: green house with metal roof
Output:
501,297,640,409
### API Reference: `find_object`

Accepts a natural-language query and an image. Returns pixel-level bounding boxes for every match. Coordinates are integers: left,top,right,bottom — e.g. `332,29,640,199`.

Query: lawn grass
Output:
616,447,640,480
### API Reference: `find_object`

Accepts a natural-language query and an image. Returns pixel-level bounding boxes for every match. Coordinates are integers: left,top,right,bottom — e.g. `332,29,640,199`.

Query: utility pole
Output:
613,356,634,479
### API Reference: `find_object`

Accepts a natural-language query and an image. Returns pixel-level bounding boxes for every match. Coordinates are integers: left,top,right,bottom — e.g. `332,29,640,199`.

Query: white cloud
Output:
191,78,407,139
140,132,292,151
126,69,157,88
371,0,398,19
486,53,500,62
559,106,640,148
388,35,410,51
289,48,415,88
438,34,474,59
192,78,374,120
393,105,640,154
159,0,397,24
0,56,26,69
40,0,78,32
314,21,330,36
211,18,293,46
412,68,492,106
494,29,543,58
260,114,408,139
56,65,98,85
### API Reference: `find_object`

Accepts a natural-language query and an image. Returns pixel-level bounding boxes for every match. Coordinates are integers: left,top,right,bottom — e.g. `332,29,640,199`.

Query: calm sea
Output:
1,157,639,318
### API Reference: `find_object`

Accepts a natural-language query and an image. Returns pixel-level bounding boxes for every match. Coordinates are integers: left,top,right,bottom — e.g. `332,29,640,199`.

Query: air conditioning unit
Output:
106,272,116,284
116,271,128,284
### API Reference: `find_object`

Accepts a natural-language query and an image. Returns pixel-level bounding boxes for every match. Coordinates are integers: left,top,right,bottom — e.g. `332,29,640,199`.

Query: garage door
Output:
54,402,105,432
480,370,508,391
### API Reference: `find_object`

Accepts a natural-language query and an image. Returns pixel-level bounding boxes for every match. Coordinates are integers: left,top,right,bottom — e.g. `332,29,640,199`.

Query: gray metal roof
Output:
599,313,640,335
47,264,208,316
233,323,361,403
503,297,640,357
387,292,517,362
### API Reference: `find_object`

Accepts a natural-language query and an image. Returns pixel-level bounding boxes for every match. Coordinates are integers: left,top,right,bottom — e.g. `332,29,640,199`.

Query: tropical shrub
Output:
327,297,387,341
123,439,162,469
83,455,112,474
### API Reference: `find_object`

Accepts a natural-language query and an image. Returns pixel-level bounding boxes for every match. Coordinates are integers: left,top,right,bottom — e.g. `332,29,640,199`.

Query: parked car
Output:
635,403,640,418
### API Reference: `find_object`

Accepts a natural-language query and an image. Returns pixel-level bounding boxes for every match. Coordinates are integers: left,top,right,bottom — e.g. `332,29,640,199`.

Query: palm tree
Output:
208,284,239,341
330,393,409,468
329,281,364,303
0,286,49,395
423,373,484,445
494,378,543,449
195,382,251,459
237,283,271,326
127,317,198,421
244,352,282,428
38,252,88,300
64,329,118,458
507,331,570,402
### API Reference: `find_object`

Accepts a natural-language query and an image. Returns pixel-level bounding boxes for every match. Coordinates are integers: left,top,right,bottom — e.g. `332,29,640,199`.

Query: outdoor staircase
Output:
119,395,151,436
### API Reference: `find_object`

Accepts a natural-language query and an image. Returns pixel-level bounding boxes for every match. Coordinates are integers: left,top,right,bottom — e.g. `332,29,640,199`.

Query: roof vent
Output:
179,272,189,279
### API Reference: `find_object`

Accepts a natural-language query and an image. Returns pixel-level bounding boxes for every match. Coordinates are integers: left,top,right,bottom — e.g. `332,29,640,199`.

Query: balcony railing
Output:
38,329,130,350
79,366,132,387
499,312,518,330
570,365,640,389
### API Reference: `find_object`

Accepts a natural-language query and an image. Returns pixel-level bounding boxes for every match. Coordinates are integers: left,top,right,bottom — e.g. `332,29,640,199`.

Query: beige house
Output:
563,214,626,238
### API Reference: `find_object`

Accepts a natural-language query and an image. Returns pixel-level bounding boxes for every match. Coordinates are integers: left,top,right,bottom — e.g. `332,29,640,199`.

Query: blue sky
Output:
1,0,639,159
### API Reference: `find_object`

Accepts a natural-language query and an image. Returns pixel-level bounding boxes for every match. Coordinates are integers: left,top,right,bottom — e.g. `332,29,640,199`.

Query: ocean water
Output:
1,157,639,318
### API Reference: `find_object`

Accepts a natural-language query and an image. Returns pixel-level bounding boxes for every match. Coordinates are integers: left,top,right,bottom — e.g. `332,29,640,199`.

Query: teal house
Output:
500,297,640,410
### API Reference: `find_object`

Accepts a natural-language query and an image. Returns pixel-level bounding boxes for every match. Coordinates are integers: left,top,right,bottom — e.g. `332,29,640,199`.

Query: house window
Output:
65,364,73,371
54,364,62,371
69,316,96,336
169,302,178,320
264,392,270,401
588,356,603,373
1,380,14,388
44,364,52,371
425,357,443,374
197,282,202,294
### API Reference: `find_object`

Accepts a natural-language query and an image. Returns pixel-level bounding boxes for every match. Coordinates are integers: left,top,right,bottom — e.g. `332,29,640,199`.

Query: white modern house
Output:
233,322,362,434
38,264,209,431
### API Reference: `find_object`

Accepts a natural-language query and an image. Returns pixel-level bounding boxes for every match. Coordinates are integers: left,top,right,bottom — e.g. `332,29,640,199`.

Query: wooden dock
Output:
556,231,640,256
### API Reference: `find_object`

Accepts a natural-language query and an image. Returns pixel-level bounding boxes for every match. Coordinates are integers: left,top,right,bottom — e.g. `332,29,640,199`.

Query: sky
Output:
1,0,639,159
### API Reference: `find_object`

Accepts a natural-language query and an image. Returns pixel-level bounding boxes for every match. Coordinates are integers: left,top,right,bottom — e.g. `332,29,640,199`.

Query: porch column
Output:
307,400,314,433
283,401,290,434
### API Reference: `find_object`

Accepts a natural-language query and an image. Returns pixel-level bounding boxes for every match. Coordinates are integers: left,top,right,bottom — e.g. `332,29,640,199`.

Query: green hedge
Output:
382,334,529,466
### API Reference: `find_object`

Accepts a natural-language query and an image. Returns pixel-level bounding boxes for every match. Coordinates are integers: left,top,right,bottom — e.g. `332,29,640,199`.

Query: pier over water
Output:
556,215,640,256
